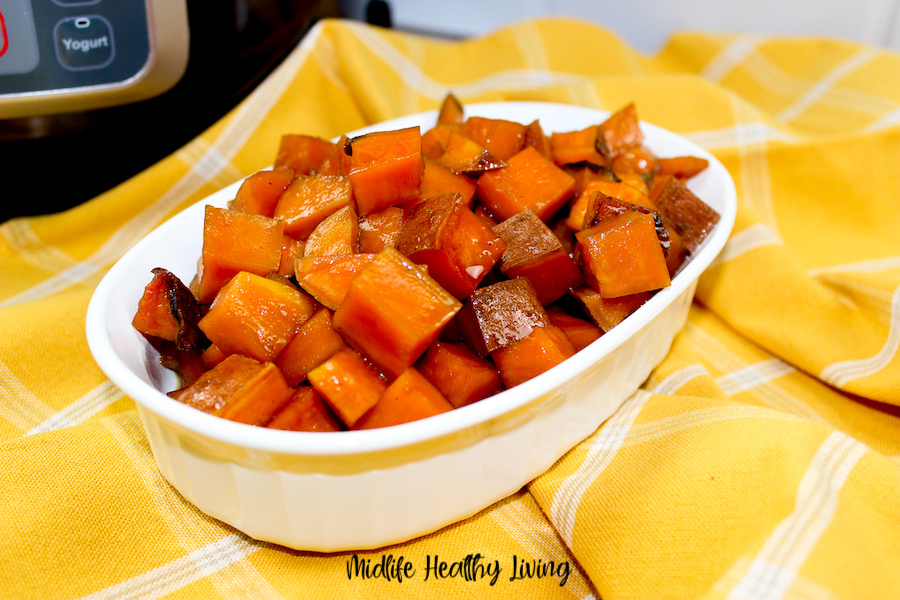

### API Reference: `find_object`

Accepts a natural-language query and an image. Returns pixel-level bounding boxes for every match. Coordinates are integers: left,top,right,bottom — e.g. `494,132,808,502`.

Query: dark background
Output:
0,0,392,223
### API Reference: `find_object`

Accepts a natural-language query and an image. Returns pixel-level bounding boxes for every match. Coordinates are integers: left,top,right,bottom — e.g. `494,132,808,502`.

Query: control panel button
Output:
54,15,114,70
0,0,40,75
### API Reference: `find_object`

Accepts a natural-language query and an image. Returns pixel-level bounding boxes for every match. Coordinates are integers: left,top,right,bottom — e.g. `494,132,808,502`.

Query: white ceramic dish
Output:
86,102,736,552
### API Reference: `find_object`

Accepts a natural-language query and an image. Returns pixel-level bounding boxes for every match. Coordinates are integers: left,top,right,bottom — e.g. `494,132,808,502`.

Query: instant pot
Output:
0,0,391,222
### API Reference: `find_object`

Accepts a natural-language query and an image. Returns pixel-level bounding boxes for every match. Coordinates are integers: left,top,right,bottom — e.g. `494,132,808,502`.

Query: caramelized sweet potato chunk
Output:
175,354,293,426
570,287,652,332
545,306,602,351
302,205,360,258
295,253,375,310
333,247,462,378
576,211,671,298
437,92,465,126
358,206,405,254
308,348,387,427
550,125,609,167
397,192,506,299
353,367,454,429
491,324,575,388
581,192,670,255
275,307,346,386
656,156,709,180
230,168,294,217
420,157,477,207
463,116,527,161
437,131,507,175
650,175,720,253
600,102,643,158
477,145,576,222
493,209,583,305
417,341,503,408
347,126,423,215
198,271,317,362
266,386,344,432
274,174,354,240
196,206,284,303
133,267,208,351
456,277,550,357
274,134,334,174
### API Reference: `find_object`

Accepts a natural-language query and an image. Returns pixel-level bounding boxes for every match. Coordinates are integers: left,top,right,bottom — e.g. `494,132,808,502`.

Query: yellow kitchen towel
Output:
2,17,899,600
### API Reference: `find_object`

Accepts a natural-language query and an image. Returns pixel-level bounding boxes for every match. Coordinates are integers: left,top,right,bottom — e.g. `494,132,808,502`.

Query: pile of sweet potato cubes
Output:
132,95,719,432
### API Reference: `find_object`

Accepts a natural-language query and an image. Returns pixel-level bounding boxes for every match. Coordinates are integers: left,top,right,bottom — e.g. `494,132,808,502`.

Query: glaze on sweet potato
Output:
307,348,388,427
275,307,346,386
397,192,506,299
417,341,503,408
198,271,317,362
476,145,576,222
347,126,423,215
332,247,462,378
353,367,453,429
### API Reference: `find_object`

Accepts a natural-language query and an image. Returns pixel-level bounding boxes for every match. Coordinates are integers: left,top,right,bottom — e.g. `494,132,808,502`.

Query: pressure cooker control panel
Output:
0,0,189,118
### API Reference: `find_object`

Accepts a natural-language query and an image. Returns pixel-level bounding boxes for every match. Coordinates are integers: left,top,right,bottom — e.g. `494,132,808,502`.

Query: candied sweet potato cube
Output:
656,155,709,180
397,192,506,299
456,277,550,357
524,119,553,160
295,253,375,310
353,368,453,429
576,211,671,298
437,130,506,175
550,125,609,167
570,287,651,332
420,157,477,207
421,123,461,159
417,341,503,408
266,387,344,432
201,342,227,369
274,134,334,174
308,348,387,427
273,174,354,240
463,116,527,161
545,306,602,351
581,192,671,255
230,168,294,217
316,134,353,176
332,247,462,378
197,206,284,303
611,144,658,176
198,271,317,362
601,102,643,158
358,206,404,254
650,175,720,253
567,179,656,231
493,209,584,305
133,267,208,351
176,354,293,426
491,324,575,388
437,92,465,125
476,145,576,222
347,126,423,215
565,163,619,195
277,235,305,278
302,205,359,257
275,307,346,386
